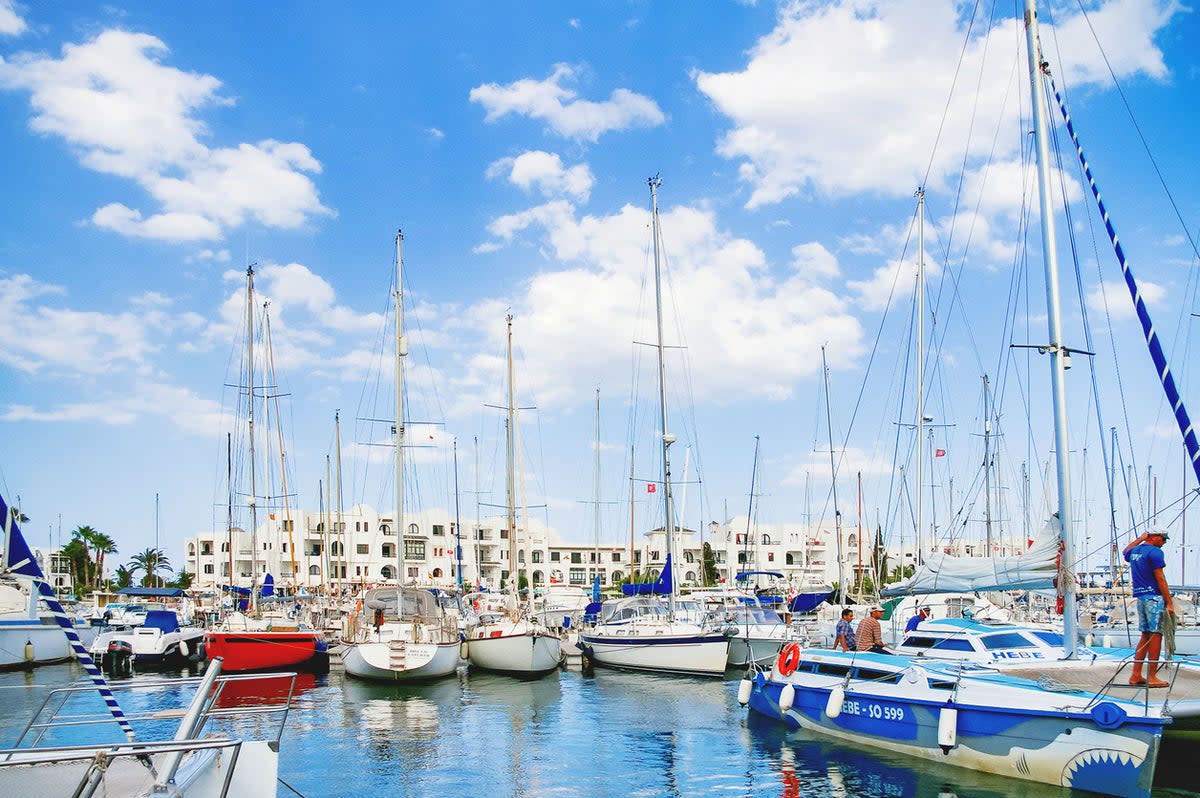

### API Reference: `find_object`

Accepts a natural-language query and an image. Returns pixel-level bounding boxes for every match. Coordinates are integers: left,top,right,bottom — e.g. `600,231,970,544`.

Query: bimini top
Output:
117,587,184,598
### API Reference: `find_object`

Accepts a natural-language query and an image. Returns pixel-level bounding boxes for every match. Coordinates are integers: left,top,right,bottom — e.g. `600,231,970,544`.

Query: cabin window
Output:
928,679,956,690
814,663,851,677
928,638,974,652
980,633,1038,650
853,667,900,683
1031,631,1064,646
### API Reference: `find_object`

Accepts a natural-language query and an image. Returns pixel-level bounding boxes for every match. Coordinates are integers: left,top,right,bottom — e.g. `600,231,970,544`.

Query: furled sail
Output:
881,517,1061,596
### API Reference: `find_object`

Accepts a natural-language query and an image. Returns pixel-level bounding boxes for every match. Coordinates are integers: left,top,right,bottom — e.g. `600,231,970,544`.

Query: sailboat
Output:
578,177,730,677
203,265,328,674
341,230,461,683
741,4,1199,795
465,314,563,678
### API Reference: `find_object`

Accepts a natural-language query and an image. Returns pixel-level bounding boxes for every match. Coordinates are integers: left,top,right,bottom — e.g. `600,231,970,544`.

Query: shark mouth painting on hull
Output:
1061,748,1147,797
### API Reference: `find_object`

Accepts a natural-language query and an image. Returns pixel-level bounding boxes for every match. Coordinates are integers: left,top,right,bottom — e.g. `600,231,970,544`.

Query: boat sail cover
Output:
882,516,1061,596
621,553,673,596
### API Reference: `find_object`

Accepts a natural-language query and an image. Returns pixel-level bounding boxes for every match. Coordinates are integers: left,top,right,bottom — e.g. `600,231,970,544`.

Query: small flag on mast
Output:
935,448,946,457
647,483,657,493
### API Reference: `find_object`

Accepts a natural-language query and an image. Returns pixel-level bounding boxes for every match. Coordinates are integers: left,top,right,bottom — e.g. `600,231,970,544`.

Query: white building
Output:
183,504,1002,594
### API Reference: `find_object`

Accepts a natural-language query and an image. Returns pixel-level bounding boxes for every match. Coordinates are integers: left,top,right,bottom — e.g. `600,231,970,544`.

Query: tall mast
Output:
474,436,481,590
743,437,761,577
821,345,845,603
1024,0,1077,657
505,313,519,598
915,187,926,567
1108,427,1119,584
334,410,344,588
453,438,463,591
324,454,332,589
983,374,994,553
245,265,260,614
394,230,407,588
648,176,677,613
226,433,234,600
593,388,602,587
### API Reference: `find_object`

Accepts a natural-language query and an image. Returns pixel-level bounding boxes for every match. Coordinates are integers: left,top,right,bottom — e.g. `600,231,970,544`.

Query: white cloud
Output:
187,248,232,264
1087,279,1164,320
426,127,445,140
790,242,839,280
2,381,229,435
568,18,581,29
0,0,26,36
469,63,665,142
0,273,170,375
460,195,866,413
486,150,594,201
694,0,1180,207
0,30,332,242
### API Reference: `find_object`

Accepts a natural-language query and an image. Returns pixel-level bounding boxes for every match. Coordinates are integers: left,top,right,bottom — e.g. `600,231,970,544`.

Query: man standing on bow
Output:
1123,528,1175,688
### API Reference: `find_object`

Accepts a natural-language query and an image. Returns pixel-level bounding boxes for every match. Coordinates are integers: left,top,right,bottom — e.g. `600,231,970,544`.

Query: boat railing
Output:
4,668,298,754
0,736,247,797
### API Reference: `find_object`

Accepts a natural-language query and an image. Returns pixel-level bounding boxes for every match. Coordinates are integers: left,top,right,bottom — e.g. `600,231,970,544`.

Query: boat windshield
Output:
603,598,670,623
364,588,441,619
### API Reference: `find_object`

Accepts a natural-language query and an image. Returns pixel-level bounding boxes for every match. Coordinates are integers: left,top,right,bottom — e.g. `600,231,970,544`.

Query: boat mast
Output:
334,410,345,589
743,436,761,581
915,187,926,567
1024,0,1077,657
394,230,407,589
474,436,482,590
593,388,602,589
245,265,260,615
226,433,234,604
453,438,464,591
983,374,994,553
505,313,519,599
648,176,678,614
821,345,846,603
324,454,332,590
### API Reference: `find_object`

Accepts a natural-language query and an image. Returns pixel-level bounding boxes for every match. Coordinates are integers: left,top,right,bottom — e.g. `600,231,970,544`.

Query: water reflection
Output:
743,710,1070,798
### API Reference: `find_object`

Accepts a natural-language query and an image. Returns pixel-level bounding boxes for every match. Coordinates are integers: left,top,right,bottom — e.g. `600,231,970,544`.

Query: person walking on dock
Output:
1123,528,1175,688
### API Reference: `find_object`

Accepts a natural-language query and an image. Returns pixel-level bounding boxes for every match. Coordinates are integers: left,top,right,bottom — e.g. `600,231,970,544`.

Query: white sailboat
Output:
742,5,1197,795
465,314,563,678
341,230,460,683
578,177,730,677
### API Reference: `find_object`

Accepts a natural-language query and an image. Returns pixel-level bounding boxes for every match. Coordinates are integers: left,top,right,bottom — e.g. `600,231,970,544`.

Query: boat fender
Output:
1102,634,1114,648
23,640,34,663
460,640,470,659
777,642,802,676
1083,633,1094,647
1090,702,1128,730
938,706,958,752
824,685,845,719
179,640,189,658
779,683,796,713
737,678,753,706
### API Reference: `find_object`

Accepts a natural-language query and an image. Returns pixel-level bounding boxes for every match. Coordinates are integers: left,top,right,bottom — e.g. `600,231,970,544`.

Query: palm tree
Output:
112,565,134,590
127,548,171,588
90,532,118,589
69,525,99,590
59,538,90,596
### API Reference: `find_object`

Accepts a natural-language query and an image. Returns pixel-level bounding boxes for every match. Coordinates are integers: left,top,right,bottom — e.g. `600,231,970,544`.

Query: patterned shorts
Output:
1136,596,1164,633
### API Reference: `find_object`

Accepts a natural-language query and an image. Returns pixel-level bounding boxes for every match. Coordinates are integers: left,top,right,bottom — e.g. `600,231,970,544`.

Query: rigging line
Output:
1064,0,1200,263
1049,73,1200,492
919,0,986,191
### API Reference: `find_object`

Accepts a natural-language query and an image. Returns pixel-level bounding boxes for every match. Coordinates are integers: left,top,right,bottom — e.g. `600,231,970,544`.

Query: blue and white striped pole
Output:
1050,78,1200,491
1,493,137,742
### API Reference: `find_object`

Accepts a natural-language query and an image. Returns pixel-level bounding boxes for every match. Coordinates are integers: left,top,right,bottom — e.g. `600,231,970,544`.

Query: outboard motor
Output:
106,639,134,676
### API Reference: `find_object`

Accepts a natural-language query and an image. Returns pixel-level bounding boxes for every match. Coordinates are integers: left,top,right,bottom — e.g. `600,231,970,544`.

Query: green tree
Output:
167,570,195,590
127,548,171,588
59,538,91,596
89,531,118,589
701,542,719,586
112,565,134,590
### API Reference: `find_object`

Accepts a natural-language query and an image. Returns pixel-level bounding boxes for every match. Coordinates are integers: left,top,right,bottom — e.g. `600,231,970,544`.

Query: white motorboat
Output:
90,608,204,671
342,587,460,683
0,582,96,670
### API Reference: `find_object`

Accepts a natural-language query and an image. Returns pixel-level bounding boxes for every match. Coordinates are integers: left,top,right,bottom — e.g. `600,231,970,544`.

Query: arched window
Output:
380,565,394,580
532,570,544,585
761,534,772,546
684,551,694,563
220,542,229,552
316,522,324,532
612,570,623,584
308,565,320,576
518,550,526,564
408,523,420,536
432,568,443,578
379,524,390,534
847,534,858,548
685,571,696,583
786,553,795,565
188,543,196,556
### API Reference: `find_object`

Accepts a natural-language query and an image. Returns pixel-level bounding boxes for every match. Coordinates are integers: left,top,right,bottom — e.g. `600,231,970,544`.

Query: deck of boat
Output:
1001,659,1200,737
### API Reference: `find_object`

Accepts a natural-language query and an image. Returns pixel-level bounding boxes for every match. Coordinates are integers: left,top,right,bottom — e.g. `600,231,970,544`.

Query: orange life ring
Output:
777,642,801,676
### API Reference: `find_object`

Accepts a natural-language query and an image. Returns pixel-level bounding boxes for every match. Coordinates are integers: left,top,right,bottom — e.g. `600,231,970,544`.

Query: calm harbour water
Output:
1,662,1196,798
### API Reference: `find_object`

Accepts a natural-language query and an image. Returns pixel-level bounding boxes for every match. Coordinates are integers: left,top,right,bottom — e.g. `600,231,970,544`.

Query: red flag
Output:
647,483,657,493
935,448,946,457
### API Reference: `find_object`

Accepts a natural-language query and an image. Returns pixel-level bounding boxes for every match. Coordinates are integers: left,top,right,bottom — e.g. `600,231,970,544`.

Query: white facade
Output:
183,505,1010,594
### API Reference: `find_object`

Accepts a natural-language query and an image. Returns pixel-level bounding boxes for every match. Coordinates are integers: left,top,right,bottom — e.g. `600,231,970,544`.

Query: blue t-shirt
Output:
905,614,923,632
1124,542,1166,597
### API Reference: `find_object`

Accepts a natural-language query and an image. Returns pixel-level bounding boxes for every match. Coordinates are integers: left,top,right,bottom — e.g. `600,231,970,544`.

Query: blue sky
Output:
1,0,1197,582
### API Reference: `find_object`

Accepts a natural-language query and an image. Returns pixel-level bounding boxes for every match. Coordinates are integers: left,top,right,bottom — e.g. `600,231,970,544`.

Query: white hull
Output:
0,620,95,669
342,639,460,682
579,628,729,676
90,627,204,667
726,629,788,668
466,626,562,677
